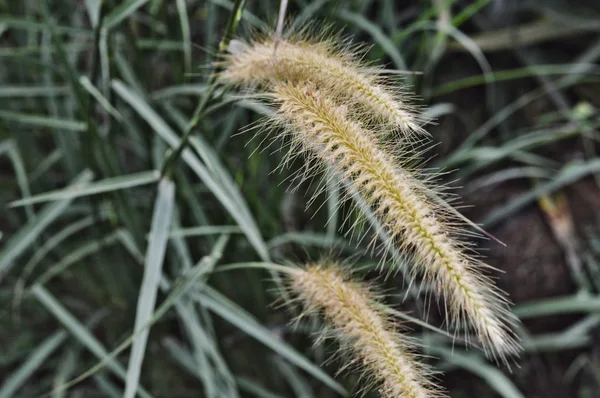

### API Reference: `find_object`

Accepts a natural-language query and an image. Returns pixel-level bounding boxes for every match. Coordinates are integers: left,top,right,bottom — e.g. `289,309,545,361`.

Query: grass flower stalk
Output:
218,35,424,137
272,81,520,362
289,262,444,398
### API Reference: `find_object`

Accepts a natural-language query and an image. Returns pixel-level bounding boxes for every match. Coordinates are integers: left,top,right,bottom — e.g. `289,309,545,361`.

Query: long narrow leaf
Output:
0,170,93,281
9,170,159,207
124,179,175,398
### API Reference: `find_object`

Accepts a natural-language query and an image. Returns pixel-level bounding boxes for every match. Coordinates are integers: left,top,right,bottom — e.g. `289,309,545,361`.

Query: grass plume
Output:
269,81,520,362
289,261,444,398
218,33,424,137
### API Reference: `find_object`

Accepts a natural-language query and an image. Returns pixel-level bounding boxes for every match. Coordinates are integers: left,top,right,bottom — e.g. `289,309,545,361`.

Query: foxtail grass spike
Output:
272,81,520,362
218,34,424,138
289,262,445,398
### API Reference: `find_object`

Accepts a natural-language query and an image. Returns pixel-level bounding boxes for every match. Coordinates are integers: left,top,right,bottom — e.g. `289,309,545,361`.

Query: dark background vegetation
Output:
2,0,600,397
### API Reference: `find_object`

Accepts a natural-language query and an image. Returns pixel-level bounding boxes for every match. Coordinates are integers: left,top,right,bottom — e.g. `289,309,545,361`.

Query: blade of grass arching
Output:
42,235,230,395
338,10,407,72
0,110,87,132
114,51,146,97
0,17,91,36
195,287,347,395
483,158,600,227
175,0,191,78
132,40,187,52
124,178,175,398
116,229,145,264
514,294,600,319
31,285,153,398
464,167,552,193
112,80,270,261
9,170,160,207
456,121,586,178
447,18,600,53
186,135,271,252
429,346,524,398
432,64,599,97
169,225,243,238
0,170,93,281
0,331,67,398
266,232,354,252
103,0,150,31
382,306,470,344
0,140,34,222
150,83,207,100
188,133,261,222
521,315,600,353
0,85,69,97
78,76,123,121
452,0,490,28
31,149,63,182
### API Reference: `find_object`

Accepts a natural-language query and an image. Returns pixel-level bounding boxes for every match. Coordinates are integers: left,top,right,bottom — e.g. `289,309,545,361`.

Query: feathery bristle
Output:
289,262,444,398
273,81,520,362
218,36,424,138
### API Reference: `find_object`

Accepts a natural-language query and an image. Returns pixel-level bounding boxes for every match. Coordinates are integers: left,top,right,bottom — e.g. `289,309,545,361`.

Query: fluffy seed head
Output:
289,262,444,398
218,34,424,138
272,81,521,362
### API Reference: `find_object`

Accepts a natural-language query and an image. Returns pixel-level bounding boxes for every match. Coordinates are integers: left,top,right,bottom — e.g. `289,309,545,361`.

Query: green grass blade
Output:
430,346,524,398
169,225,243,238
104,0,150,31
0,85,69,97
0,110,87,132
79,76,123,121
175,0,191,78
9,170,160,207
514,294,600,319
0,170,93,281
484,158,600,227
124,178,175,398
0,139,35,221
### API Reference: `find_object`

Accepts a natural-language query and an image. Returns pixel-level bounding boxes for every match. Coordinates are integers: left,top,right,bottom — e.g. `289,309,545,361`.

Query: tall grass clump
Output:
288,261,444,398
219,32,521,363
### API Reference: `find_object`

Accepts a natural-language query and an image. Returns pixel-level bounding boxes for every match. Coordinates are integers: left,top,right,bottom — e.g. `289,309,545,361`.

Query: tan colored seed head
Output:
289,262,445,398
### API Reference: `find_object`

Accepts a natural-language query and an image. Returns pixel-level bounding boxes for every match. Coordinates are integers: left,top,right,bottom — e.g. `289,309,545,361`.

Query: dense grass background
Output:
2,0,600,397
